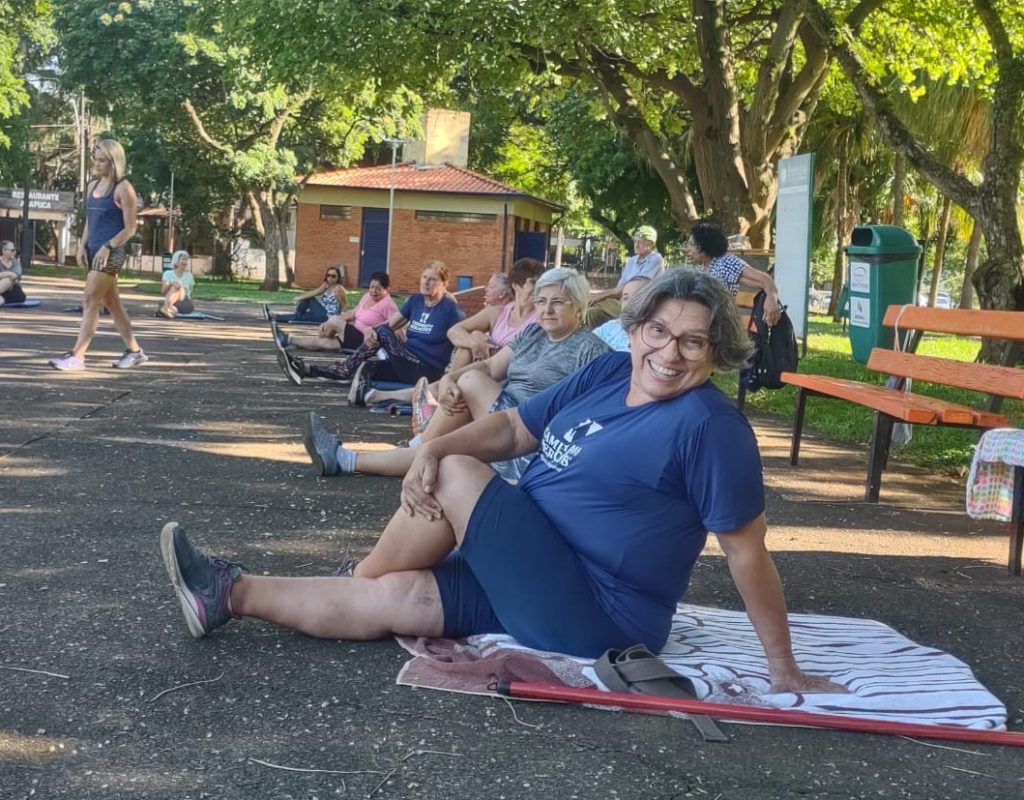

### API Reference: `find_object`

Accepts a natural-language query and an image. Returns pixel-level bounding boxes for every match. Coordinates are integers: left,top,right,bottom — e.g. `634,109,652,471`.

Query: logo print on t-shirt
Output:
541,417,604,471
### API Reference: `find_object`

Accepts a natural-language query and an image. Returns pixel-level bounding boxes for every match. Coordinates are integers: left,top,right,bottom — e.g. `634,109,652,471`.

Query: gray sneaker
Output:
302,412,340,476
112,349,148,368
160,522,244,638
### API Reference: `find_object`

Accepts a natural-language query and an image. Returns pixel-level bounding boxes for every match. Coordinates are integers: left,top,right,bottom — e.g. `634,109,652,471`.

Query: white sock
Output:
336,446,358,473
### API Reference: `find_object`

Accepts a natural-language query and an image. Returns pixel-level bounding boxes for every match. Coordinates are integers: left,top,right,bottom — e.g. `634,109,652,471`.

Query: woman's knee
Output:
434,456,496,534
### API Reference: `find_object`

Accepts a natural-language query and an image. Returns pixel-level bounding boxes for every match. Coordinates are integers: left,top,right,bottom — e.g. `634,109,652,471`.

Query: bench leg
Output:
1010,465,1024,577
865,412,894,503
790,388,808,466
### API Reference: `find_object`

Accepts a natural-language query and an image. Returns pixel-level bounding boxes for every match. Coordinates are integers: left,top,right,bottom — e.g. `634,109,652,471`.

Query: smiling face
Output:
626,298,714,406
367,279,386,301
533,284,579,340
419,265,446,301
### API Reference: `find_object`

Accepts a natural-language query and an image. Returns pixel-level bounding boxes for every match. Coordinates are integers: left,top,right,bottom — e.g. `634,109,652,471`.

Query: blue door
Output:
359,208,389,285
513,230,548,264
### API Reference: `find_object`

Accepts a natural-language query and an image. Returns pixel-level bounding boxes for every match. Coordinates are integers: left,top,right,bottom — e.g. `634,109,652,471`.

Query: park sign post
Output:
0,187,77,214
774,153,814,347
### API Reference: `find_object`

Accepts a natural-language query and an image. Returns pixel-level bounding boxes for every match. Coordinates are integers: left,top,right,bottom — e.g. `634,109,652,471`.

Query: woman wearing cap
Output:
686,221,782,326
585,225,665,327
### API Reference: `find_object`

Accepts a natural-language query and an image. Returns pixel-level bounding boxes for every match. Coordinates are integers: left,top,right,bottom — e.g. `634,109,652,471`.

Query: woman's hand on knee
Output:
401,449,444,520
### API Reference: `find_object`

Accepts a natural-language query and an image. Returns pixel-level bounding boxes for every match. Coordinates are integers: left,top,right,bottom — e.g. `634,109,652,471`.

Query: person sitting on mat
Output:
591,276,650,352
159,267,845,695
446,262,543,370
157,250,196,318
0,240,26,308
274,271,398,353
303,267,609,482
278,266,348,323
365,258,546,413
276,260,464,404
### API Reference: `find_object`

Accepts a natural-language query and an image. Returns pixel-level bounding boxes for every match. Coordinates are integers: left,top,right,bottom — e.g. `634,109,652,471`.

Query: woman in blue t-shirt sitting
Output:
160,269,843,695
276,260,463,396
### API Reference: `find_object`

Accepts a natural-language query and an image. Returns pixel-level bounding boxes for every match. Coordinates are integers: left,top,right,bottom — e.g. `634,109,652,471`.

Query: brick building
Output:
293,162,561,293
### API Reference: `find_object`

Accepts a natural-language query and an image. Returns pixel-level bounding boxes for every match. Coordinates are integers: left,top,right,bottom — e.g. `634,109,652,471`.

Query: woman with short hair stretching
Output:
50,139,147,371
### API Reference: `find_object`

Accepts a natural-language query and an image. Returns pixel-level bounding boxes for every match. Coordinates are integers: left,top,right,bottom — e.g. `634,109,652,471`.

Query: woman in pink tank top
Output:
447,258,545,370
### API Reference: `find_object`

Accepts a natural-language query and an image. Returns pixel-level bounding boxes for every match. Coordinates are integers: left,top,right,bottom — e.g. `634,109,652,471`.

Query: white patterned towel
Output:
396,604,1006,730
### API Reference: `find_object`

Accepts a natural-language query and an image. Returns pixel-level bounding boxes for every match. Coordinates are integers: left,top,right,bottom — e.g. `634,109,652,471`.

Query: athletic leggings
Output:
308,324,445,384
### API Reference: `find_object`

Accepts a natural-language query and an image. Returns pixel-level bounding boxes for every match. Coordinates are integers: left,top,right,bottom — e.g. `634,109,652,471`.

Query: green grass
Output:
714,318,1024,476
27,263,363,305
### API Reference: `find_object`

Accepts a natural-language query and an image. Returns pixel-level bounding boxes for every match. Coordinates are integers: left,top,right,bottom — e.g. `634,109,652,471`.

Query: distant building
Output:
292,109,562,293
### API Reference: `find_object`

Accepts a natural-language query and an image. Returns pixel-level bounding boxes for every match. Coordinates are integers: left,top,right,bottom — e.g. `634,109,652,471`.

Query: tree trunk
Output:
892,152,905,227
252,189,284,292
960,221,982,309
928,195,953,305
829,131,850,320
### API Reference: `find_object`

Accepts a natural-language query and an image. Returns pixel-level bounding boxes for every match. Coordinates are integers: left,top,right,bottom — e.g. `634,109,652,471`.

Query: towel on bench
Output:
967,428,1024,522
396,603,1006,729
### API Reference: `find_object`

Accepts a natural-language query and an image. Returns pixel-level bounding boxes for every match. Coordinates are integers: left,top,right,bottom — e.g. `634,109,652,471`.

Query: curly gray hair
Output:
620,268,754,371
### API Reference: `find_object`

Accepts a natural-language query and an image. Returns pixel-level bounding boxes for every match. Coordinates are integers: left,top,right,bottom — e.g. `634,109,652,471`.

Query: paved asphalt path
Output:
1,275,1022,799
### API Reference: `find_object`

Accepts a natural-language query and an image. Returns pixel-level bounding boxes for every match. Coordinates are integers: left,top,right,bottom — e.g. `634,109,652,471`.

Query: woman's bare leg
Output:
419,371,502,443
102,283,141,351
355,454,497,579
230,570,445,639
70,271,117,356
289,334,343,352
353,446,418,477
160,285,184,314
449,347,473,371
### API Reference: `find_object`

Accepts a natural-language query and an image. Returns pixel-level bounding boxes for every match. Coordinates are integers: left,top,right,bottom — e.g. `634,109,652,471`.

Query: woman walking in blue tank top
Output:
50,139,148,371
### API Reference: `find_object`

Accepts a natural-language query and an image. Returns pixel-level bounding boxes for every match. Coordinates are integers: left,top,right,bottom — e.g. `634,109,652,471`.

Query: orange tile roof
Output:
303,163,560,207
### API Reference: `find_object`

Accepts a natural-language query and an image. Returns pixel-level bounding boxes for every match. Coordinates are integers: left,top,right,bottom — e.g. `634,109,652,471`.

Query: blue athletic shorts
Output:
431,475,633,658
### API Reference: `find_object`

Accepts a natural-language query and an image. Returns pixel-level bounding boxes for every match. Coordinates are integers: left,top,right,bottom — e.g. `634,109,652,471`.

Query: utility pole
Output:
20,133,33,271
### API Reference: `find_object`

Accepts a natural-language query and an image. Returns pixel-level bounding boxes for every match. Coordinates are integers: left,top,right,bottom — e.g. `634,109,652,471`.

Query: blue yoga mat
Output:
156,310,225,321
2,299,42,308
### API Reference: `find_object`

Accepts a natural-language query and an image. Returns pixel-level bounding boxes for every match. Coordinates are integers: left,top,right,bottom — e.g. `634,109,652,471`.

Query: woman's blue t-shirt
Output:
515,352,766,650
400,294,464,368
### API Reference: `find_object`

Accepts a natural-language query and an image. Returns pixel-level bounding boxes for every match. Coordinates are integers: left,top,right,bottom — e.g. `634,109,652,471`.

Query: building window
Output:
320,205,353,220
415,210,497,223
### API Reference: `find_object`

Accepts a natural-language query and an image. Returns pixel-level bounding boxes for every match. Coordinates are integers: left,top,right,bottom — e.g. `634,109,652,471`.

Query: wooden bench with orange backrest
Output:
781,305,1024,573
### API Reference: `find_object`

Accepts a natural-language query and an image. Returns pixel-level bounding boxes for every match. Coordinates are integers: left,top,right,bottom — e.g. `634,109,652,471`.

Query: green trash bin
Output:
844,225,921,363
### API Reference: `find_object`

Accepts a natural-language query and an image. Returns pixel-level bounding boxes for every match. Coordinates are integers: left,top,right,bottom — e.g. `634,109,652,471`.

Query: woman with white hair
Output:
158,250,196,318
303,267,610,485
50,139,147,370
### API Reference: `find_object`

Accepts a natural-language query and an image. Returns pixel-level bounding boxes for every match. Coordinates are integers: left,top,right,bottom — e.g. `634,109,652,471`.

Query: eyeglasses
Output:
326,274,339,280
533,297,570,311
639,320,710,361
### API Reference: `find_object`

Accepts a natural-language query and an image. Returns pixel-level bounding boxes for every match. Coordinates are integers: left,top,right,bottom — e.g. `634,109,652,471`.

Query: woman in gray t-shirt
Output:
303,268,610,483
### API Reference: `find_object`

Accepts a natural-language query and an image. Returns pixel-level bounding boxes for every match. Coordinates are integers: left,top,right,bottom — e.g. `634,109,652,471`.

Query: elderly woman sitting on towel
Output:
158,268,842,694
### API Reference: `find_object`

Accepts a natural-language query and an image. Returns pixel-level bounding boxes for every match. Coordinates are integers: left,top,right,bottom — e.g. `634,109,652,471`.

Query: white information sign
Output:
774,154,815,342
849,261,871,293
850,297,871,328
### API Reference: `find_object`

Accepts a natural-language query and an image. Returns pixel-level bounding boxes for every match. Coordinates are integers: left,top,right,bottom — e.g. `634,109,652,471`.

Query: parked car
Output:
918,291,956,309
809,288,832,313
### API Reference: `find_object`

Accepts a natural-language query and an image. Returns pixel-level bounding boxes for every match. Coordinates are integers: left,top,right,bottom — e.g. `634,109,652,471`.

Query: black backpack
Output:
740,291,798,391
